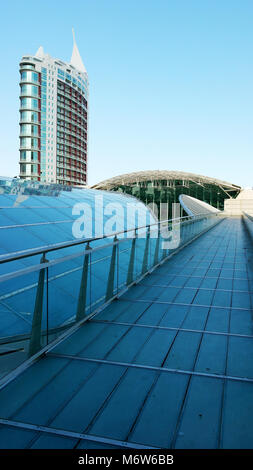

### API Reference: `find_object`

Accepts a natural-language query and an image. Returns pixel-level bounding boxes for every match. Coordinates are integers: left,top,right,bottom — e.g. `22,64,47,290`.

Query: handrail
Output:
0,212,219,265
243,211,253,222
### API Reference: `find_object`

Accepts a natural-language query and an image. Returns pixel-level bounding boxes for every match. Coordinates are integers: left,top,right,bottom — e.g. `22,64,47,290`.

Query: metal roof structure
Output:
179,194,220,217
92,170,241,193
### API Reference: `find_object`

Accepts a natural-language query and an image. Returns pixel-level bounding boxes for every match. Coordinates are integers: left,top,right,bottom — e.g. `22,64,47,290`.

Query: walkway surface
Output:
0,217,253,449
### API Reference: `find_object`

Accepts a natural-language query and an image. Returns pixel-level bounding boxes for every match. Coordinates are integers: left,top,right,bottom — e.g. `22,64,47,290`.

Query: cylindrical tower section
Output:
19,62,41,180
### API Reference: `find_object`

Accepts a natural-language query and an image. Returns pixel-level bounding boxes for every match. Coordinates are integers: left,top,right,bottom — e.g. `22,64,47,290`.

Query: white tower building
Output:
19,31,88,186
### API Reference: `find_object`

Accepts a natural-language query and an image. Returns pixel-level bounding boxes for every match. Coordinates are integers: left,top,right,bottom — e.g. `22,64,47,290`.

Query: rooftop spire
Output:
70,28,87,74
35,46,45,58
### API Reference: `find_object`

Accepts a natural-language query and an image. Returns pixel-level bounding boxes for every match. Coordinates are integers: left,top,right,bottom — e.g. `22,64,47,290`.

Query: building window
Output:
20,163,26,174
20,84,39,97
20,110,39,123
20,71,38,83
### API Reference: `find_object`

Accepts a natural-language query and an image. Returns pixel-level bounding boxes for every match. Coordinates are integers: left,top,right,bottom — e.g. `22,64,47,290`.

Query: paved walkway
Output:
0,217,252,449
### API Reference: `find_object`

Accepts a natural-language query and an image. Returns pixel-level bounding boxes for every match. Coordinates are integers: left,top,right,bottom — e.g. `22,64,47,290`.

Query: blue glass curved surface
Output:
0,177,156,343
0,177,155,254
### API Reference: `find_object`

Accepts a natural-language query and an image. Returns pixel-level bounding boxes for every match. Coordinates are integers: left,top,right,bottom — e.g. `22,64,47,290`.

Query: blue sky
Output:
0,0,252,187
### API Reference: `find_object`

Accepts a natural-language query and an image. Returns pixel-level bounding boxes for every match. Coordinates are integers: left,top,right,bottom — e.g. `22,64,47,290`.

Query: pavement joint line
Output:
138,283,253,294
160,266,249,273
0,418,156,449
153,273,252,282
47,352,253,384
89,319,253,339
119,298,252,311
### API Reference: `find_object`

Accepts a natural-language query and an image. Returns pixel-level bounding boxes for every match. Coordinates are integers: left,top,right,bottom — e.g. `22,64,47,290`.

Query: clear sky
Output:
0,0,252,187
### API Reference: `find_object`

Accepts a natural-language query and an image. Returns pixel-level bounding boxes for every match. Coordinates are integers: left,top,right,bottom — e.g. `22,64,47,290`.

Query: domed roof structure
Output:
92,170,240,192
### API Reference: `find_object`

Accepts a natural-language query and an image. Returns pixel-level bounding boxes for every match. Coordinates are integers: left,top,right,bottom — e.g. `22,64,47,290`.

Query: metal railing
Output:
243,211,253,222
0,212,224,377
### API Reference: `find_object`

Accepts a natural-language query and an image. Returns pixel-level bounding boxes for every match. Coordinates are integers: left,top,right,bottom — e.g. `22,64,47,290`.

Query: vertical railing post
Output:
127,229,137,285
184,220,188,242
76,243,91,322
46,266,49,345
162,221,168,259
142,225,150,275
28,253,48,357
106,235,118,301
189,219,192,239
89,249,92,315
116,236,119,295
154,223,161,266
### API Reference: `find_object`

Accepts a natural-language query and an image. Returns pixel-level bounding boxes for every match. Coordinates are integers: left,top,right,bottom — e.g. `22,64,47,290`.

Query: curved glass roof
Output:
0,177,155,258
0,177,156,340
92,170,241,191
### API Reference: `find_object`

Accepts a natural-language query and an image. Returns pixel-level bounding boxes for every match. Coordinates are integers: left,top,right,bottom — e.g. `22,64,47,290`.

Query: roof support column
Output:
142,226,150,275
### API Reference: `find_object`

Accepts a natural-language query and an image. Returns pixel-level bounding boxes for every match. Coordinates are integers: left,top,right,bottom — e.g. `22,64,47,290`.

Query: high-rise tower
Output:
19,31,88,186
